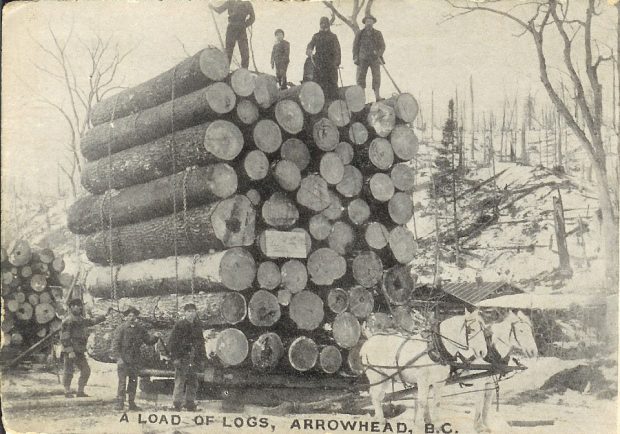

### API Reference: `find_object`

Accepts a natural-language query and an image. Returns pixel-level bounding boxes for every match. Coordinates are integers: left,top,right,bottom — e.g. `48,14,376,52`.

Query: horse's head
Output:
492,310,538,358
463,309,488,360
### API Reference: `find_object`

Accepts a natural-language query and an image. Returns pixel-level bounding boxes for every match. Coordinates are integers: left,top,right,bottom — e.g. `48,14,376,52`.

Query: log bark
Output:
83,195,256,264
347,198,370,226
69,164,237,234
307,248,346,285
348,286,375,319
244,150,270,181
86,248,256,297
275,100,304,134
313,118,340,151
288,336,318,372
368,173,395,202
296,175,332,212
336,165,363,197
8,240,32,267
364,221,390,250
257,261,281,290
389,226,417,264
280,138,310,171
321,190,344,221
332,312,361,349
309,214,333,241
251,332,284,370
248,290,281,327
335,142,354,165
351,251,383,288
390,124,419,161
280,260,307,294
235,99,260,125
366,102,395,137
327,221,355,255
273,160,302,191
368,137,395,170
230,68,256,97
253,119,283,153
390,163,416,192
81,83,237,161
289,291,324,330
319,152,345,185
327,100,351,127
383,93,419,123
319,345,342,374
253,74,279,109
262,192,299,228
89,47,229,126
279,82,325,115
338,85,365,113
348,122,369,145
382,265,415,305
388,192,414,225
327,288,349,314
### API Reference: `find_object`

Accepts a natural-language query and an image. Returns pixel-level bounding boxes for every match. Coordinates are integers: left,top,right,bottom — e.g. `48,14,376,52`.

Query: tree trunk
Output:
273,160,302,191
338,85,366,113
383,93,419,123
243,150,270,181
251,332,284,370
34,303,55,324
332,312,361,349
390,163,416,192
248,290,281,327
348,286,375,319
280,259,308,294
253,119,283,154
309,214,333,241
327,100,351,127
288,336,319,371
8,240,32,267
327,288,349,314
366,102,395,137
253,74,279,109
347,198,370,226
348,122,369,145
230,68,256,97
335,141,354,165
389,226,417,264
297,175,332,212
280,138,311,171
257,261,281,290
328,221,355,255
274,100,304,134
382,265,415,305
318,345,342,374
262,192,300,228
592,161,619,290
388,192,414,225
289,291,324,330
364,221,390,250
390,125,419,161
336,166,363,197
307,248,346,285
319,153,345,185
235,99,260,126
245,188,262,206
366,138,394,171
207,328,249,367
368,173,395,202
31,274,47,292
321,191,344,221
351,251,383,288
279,82,325,115
313,118,340,151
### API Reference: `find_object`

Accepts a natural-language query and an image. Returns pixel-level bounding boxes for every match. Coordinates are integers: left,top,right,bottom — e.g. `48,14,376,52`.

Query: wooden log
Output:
31,274,47,292
390,124,419,161
383,93,419,123
338,85,365,113
327,221,355,255
7,300,20,313
389,226,417,264
36,328,48,338
291,228,313,256
14,292,26,304
235,99,260,125
348,122,369,145
86,248,256,297
327,100,351,127
58,273,73,288
81,83,237,161
253,119,283,154
89,47,229,126
309,214,333,241
348,286,375,318
2,271,14,287
15,303,34,321
366,101,395,138
288,336,318,371
368,173,395,202
244,150,270,181
253,74,279,109
307,248,346,285
327,288,349,314
382,265,415,305
346,340,365,375
8,240,31,267
52,257,65,273
31,262,49,274
289,291,324,330
39,248,55,264
273,160,302,191
364,312,394,337
230,68,256,97
347,198,370,225
34,303,56,324
334,141,354,165
336,165,363,197
80,121,244,194
313,118,340,151
388,192,414,225
332,312,361,349
275,100,304,134
20,266,33,279
39,292,53,305
319,191,341,221
280,260,308,294
245,189,262,206
27,293,39,306
69,164,238,234
257,229,309,258
277,289,292,306
319,152,345,185
248,290,281,327
10,332,23,346
257,261,281,290
368,137,395,170
390,163,416,192
262,192,299,228
319,345,342,374
280,138,311,171
279,82,325,115
212,328,249,367
84,195,255,264
251,332,284,371
220,292,248,325
351,251,383,288
296,175,332,212
364,221,390,250
392,306,423,333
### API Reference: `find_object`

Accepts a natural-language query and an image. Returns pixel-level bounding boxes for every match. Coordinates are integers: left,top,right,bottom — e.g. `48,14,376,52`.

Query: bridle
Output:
462,317,486,348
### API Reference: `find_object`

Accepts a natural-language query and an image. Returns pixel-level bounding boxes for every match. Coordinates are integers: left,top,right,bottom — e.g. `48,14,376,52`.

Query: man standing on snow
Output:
306,16,341,100
353,15,385,101
210,0,255,69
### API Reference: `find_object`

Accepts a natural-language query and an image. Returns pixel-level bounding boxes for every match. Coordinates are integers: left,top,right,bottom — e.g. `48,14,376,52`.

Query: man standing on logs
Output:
113,306,161,411
306,17,341,100
210,0,255,69
61,299,109,398
353,15,385,102
168,303,207,411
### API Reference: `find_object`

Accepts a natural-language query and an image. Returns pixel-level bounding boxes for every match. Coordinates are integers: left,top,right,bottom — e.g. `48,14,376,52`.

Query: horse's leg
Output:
480,381,495,431
418,379,432,426
369,382,387,421
432,380,444,420
473,382,492,433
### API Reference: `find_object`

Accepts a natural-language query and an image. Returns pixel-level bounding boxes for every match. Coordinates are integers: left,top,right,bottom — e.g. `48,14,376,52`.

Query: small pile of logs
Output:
70,47,420,376
1,241,69,351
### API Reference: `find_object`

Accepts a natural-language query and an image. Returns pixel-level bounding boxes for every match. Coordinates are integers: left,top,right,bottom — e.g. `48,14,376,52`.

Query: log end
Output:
211,195,256,247
205,82,236,114
219,247,257,291
204,120,244,161
199,47,230,81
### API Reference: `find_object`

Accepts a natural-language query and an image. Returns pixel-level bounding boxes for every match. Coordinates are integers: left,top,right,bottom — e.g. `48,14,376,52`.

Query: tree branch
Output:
323,1,359,33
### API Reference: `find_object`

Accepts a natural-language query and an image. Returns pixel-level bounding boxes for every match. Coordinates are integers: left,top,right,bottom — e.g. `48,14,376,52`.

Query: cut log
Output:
288,336,318,372
319,152,345,185
16,303,34,321
84,195,256,264
327,100,351,127
244,150,270,181
336,165,363,198
390,163,416,192
39,248,55,264
235,99,260,125
7,300,20,313
335,141,354,165
307,248,346,285
291,228,313,256
280,260,308,294
309,214,333,241
392,306,423,333
383,93,419,123
52,256,65,273
332,312,361,349
230,68,256,97
58,273,74,288
319,345,343,374
289,291,324,330
327,288,349,314
213,328,249,367
313,118,340,151
8,240,32,267
321,191,343,221
86,248,256,298
389,226,417,264
81,83,236,161
348,122,369,145
245,189,262,206
69,164,238,234
2,271,14,287
253,74,279,109
347,340,365,375
279,81,325,115
253,119,283,153
351,251,383,288
27,293,39,306
14,292,26,304
364,222,390,250
220,292,248,325
327,221,355,255
80,122,243,194
257,230,308,258
390,124,419,161
366,102,395,138
31,263,49,274
365,312,393,337
10,332,23,346
39,292,53,305
277,289,292,306
280,138,311,171
368,138,395,170
273,160,302,191
275,100,304,134
34,303,56,324
30,274,47,292
368,173,395,202
348,286,375,318
251,332,284,370
338,85,365,113
262,192,299,228
257,261,281,290
36,328,47,338
296,175,331,212
20,266,33,279
388,192,414,225
382,265,415,305
347,198,370,225
89,47,229,126
248,290,281,327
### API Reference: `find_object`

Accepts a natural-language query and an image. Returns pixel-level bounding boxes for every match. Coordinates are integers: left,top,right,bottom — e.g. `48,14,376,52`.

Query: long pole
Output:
470,75,475,162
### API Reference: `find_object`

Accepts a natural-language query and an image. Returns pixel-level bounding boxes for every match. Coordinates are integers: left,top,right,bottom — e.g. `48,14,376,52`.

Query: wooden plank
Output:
263,230,308,258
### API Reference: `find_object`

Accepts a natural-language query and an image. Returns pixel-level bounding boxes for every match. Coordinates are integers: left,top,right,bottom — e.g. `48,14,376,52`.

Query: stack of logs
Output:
1,241,69,352
69,47,420,376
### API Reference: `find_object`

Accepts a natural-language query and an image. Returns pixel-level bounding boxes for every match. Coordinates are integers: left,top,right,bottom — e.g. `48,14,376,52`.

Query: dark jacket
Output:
167,318,207,363
61,313,106,354
271,40,290,68
353,28,385,63
213,0,255,28
307,30,341,69
112,321,158,365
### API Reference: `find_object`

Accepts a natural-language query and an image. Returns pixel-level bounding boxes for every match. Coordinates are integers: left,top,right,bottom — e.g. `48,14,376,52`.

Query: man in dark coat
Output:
353,15,385,101
168,303,207,411
61,299,109,398
112,306,161,411
210,0,255,69
271,29,290,90
306,16,341,100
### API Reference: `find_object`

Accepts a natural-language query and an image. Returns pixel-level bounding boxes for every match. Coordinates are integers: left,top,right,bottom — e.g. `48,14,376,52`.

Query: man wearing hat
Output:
306,16,341,100
353,15,385,101
60,298,110,398
168,303,207,411
210,0,255,69
112,306,161,411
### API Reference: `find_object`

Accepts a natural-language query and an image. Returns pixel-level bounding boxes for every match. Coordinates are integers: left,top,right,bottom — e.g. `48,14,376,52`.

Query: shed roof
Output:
441,281,523,306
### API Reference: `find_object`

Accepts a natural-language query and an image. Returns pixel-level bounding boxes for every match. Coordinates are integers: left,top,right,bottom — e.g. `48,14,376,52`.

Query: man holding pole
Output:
306,17,341,100
210,0,255,69
353,15,385,101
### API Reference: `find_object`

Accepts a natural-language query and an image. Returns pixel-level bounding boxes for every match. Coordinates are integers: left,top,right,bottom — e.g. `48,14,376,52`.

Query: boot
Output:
64,391,74,398
115,399,125,411
76,391,89,397
128,402,142,411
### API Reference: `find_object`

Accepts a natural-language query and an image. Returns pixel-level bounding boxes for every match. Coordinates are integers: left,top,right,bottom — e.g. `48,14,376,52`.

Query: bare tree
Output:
322,0,376,34
445,0,619,290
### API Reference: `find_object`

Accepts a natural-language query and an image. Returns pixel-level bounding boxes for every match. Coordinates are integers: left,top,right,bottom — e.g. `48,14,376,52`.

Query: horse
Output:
359,309,488,428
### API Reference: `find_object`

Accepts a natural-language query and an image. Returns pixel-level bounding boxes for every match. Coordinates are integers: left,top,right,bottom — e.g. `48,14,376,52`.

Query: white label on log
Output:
264,231,307,258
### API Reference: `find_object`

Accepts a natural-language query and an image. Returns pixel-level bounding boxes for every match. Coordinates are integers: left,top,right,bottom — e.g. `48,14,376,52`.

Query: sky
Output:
1,0,617,198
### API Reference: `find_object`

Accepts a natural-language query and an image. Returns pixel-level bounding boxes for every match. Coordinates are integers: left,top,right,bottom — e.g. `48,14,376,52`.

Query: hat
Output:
68,298,83,308
183,303,197,311
274,28,284,36
362,15,377,24
320,16,331,27
122,306,140,316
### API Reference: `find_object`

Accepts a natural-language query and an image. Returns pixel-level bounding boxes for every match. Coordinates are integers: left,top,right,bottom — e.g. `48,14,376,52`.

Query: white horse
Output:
360,309,488,427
